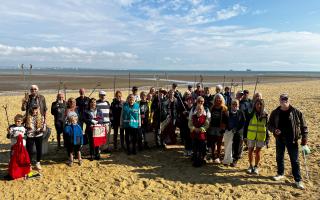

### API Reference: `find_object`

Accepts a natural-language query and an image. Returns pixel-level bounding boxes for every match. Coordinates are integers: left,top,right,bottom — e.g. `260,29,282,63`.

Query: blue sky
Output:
0,0,320,71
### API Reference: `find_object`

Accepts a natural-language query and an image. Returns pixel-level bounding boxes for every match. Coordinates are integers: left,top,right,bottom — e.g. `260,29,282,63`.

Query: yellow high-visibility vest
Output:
247,114,267,142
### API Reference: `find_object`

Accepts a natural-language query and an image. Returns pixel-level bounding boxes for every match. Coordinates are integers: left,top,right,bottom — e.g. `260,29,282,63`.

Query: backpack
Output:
8,135,31,180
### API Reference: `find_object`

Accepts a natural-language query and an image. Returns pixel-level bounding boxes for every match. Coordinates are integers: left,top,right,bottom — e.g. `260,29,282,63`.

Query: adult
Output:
240,90,253,113
161,90,178,145
132,86,140,102
193,83,204,99
245,99,269,175
111,90,125,150
120,94,141,155
224,99,245,167
138,91,150,150
268,94,308,189
21,85,47,119
51,93,67,148
25,105,46,170
207,94,228,164
179,95,194,156
224,86,232,110
76,88,90,129
96,90,111,152
203,87,213,109
84,98,104,160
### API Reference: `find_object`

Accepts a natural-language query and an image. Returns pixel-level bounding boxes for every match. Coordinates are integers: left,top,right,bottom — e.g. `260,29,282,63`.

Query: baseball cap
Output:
99,90,106,95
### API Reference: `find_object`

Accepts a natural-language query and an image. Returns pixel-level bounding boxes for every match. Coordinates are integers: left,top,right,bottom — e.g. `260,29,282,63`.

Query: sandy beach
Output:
0,78,319,200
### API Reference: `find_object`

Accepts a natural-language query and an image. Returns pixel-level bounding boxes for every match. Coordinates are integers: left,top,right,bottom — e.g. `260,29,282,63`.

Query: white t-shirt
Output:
9,125,26,146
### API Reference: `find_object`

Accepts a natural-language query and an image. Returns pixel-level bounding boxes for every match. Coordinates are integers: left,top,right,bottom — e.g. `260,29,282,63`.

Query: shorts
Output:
247,139,265,148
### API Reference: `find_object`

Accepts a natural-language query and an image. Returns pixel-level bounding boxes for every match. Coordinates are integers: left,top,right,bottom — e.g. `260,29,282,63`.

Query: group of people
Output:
6,82,308,189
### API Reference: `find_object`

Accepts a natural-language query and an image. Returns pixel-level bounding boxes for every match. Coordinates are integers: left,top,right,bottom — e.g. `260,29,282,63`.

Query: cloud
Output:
0,44,138,64
216,4,247,21
164,56,181,63
252,9,267,15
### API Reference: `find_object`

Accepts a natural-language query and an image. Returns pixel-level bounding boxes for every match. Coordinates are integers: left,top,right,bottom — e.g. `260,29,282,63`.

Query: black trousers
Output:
138,125,148,150
192,139,206,167
180,124,192,151
113,125,125,149
26,136,43,162
87,131,100,158
125,128,138,154
232,133,243,162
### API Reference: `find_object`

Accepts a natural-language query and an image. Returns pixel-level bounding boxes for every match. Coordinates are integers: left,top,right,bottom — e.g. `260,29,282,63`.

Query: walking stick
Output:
253,76,259,96
88,82,101,98
3,104,10,127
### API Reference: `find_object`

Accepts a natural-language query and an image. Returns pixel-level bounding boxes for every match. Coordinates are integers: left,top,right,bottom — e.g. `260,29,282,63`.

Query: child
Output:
7,114,26,147
64,113,83,166
25,105,46,170
188,104,209,167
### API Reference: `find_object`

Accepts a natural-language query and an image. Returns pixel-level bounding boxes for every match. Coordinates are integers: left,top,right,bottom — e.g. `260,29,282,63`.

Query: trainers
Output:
247,166,253,174
253,166,259,175
231,160,238,167
214,158,221,164
78,160,82,166
295,181,305,190
187,150,193,156
35,162,42,170
273,175,285,181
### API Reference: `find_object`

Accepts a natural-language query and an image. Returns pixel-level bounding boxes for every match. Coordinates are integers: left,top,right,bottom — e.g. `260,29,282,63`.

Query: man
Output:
240,90,253,113
203,87,213,112
51,93,67,148
268,94,308,190
224,86,232,110
193,83,204,99
76,88,90,129
96,90,112,152
21,85,47,119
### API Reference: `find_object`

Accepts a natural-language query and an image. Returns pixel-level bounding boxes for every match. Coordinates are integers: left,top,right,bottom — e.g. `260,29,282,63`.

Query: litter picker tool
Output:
302,145,311,180
128,72,131,94
89,82,101,98
165,72,169,90
200,75,204,88
241,78,244,91
3,104,10,127
28,64,33,87
113,73,116,96
63,83,67,100
222,75,226,89
58,80,63,94
253,76,259,96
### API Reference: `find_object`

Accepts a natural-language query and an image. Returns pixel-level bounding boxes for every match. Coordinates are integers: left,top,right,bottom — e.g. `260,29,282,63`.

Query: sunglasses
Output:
30,88,37,91
280,97,288,101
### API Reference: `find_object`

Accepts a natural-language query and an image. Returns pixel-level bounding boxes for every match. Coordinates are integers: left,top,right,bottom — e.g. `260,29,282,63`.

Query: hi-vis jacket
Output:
246,112,269,142
121,102,141,129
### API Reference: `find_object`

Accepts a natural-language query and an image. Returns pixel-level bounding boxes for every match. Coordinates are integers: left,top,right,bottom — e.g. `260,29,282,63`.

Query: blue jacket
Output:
121,102,141,128
64,124,83,145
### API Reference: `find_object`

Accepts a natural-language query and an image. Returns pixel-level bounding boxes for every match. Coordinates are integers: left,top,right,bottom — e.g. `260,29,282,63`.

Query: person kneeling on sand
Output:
64,113,83,166
189,104,209,167
245,99,269,175
268,94,308,190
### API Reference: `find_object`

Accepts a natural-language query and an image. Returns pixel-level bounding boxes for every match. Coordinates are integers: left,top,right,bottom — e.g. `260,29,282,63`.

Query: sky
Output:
0,0,320,71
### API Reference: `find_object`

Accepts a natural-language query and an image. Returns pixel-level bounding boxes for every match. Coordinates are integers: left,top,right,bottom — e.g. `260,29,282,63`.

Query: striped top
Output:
96,100,111,124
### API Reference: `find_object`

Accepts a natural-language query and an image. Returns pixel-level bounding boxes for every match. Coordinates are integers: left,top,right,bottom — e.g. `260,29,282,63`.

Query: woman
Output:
245,99,269,174
188,104,209,167
179,95,194,156
207,94,228,164
161,90,178,145
223,99,245,167
25,105,46,170
65,97,79,124
111,90,125,150
120,94,141,155
84,98,104,160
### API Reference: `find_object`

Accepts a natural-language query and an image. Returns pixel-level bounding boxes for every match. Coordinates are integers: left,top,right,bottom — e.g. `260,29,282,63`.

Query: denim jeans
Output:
276,139,302,182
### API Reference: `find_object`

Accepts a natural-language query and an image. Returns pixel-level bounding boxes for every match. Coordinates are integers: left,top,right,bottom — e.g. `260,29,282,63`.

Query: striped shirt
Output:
96,100,111,124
